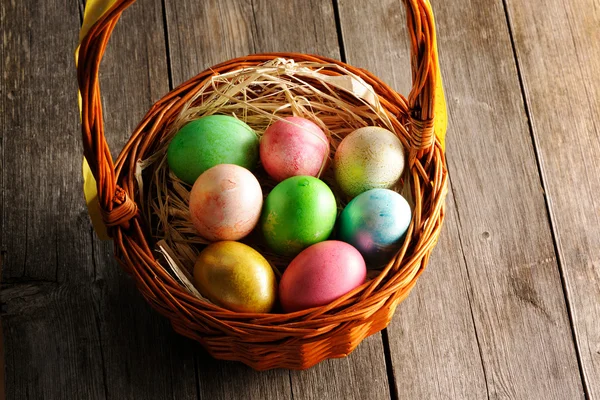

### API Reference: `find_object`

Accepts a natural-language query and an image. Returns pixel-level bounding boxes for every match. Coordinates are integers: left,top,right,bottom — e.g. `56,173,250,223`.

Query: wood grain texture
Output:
93,241,199,400
386,197,489,399
1,0,92,283
427,0,584,398
0,0,106,398
249,0,340,60
165,0,255,86
337,1,487,398
339,0,586,398
194,356,292,400
97,0,171,158
0,319,4,400
0,0,200,398
504,0,600,397
165,1,390,399
2,283,106,399
166,0,340,87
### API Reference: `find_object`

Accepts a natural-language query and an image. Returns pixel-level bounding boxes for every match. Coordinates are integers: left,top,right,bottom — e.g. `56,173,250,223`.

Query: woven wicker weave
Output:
77,0,448,370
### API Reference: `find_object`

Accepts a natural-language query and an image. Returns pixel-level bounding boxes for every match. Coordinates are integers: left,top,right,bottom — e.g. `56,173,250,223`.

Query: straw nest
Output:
137,58,412,294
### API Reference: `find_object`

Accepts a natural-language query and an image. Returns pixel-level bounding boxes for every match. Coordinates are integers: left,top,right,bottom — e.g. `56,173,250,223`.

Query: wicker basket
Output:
77,0,448,370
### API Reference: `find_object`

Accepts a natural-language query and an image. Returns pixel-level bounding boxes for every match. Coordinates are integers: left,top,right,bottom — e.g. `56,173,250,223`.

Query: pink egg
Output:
279,241,367,313
260,116,329,182
189,164,262,241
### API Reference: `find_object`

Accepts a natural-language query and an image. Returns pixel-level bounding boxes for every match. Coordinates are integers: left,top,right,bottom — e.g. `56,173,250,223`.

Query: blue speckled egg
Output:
338,188,412,267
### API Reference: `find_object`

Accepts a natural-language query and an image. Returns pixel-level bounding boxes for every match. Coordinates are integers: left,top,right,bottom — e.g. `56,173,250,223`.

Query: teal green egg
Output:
261,176,337,256
167,115,259,184
338,188,412,267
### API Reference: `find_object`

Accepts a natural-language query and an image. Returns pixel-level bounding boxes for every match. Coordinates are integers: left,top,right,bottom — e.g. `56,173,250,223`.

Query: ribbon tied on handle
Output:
78,0,122,240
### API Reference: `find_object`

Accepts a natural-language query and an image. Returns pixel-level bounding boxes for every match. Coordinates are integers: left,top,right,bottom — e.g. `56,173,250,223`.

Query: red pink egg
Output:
260,116,329,182
279,241,367,312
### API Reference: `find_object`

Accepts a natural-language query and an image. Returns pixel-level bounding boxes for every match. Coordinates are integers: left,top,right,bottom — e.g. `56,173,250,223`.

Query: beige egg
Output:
189,164,262,241
334,127,405,198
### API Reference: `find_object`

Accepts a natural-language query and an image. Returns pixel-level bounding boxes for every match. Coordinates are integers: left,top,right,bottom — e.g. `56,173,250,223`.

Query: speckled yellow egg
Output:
189,164,262,241
334,127,405,198
193,241,277,313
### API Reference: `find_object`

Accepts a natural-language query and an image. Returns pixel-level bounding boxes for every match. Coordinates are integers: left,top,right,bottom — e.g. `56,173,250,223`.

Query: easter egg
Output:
193,241,277,313
189,164,262,241
334,126,405,198
279,241,366,313
260,116,329,181
338,188,412,267
261,176,337,256
167,115,259,184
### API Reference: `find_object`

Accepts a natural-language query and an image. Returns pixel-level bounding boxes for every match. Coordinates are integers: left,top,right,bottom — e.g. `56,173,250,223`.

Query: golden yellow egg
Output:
193,241,277,313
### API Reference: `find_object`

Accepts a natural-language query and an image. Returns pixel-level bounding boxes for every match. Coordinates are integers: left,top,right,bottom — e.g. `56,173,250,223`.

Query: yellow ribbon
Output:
77,0,118,241
432,32,447,152
82,158,110,240
79,0,118,43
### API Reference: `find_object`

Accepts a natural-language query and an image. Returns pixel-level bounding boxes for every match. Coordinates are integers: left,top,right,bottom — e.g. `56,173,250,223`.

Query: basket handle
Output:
403,0,444,156
76,0,442,229
77,0,139,230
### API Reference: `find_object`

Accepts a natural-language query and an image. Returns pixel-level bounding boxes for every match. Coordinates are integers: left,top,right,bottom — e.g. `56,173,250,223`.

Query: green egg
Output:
167,115,259,184
261,176,337,256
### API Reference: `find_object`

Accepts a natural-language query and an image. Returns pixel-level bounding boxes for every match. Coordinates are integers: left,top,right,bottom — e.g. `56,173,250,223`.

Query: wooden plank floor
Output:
0,0,598,399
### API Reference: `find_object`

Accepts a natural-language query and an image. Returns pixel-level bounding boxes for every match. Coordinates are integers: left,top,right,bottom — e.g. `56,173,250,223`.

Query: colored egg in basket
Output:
261,176,337,256
260,116,329,182
193,241,277,313
279,241,367,313
334,126,406,198
338,188,412,267
167,115,259,185
189,164,263,241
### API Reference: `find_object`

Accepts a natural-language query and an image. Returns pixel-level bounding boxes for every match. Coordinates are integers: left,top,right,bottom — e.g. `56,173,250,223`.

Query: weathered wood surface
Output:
0,0,105,399
505,0,600,397
339,0,587,398
426,0,586,398
0,0,202,398
1,0,598,399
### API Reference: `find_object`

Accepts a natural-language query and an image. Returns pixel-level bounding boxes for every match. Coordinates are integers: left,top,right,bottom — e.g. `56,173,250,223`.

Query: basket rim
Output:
110,54,447,329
